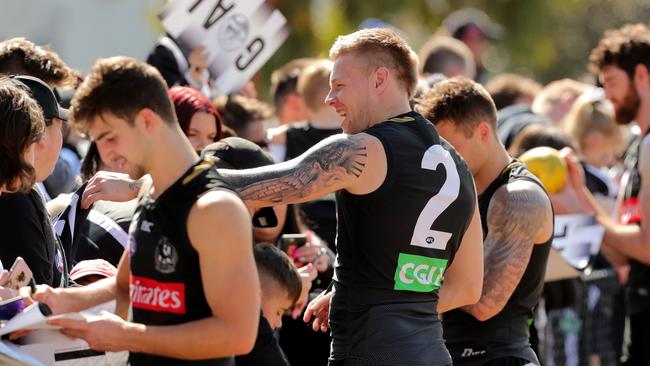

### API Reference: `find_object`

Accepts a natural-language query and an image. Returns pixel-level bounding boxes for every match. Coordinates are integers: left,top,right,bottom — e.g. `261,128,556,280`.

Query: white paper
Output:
0,303,58,336
16,301,125,366
0,340,45,365
0,301,116,337
552,214,604,270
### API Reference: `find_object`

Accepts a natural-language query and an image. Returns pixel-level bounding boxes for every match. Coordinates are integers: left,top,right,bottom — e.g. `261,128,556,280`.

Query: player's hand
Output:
48,311,136,352
188,46,208,82
0,270,16,300
303,290,332,332
549,148,593,215
290,264,317,319
82,171,142,209
294,244,330,272
32,285,75,315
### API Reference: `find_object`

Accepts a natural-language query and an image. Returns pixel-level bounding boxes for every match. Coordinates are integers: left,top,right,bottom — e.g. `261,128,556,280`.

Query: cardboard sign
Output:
160,0,290,95
552,214,604,270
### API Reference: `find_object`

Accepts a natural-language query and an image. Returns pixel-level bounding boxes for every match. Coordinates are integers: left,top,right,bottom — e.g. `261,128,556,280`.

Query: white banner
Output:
160,0,290,95
552,214,604,270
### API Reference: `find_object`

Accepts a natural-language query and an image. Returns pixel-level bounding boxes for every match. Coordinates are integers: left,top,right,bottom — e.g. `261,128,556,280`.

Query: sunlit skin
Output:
87,113,151,180
260,285,293,330
434,121,488,176
34,118,63,181
325,53,374,134
600,65,640,125
187,112,217,153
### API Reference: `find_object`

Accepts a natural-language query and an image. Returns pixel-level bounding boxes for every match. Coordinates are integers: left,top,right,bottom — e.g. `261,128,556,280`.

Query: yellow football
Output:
519,146,567,193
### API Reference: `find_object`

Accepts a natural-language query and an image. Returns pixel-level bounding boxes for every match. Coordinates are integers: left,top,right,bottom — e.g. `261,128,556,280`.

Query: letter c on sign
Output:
399,263,415,284
236,37,264,71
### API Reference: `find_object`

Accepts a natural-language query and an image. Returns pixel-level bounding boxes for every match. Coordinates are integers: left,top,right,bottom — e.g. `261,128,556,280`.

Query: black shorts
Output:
329,359,451,366
628,309,650,365
329,287,450,366
480,357,537,366
448,344,539,366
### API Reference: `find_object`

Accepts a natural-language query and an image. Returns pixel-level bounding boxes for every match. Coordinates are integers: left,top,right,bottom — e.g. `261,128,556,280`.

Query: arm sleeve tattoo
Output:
462,180,552,320
220,134,368,206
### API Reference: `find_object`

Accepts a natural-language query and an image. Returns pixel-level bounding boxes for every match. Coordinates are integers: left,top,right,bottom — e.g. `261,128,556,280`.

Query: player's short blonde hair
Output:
329,28,419,98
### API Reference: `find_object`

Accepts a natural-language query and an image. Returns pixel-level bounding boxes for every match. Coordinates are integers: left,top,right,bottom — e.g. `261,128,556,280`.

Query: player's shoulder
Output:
491,179,551,217
194,189,246,212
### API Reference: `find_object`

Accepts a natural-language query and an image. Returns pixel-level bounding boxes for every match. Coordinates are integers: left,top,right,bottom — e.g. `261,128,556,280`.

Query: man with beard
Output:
563,23,650,365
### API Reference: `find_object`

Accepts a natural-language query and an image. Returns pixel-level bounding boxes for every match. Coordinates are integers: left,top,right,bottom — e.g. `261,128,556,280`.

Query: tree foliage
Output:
257,0,650,100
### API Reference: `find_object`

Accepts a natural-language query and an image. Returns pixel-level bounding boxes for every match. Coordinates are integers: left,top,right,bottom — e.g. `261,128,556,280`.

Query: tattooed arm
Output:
219,133,386,208
462,180,553,321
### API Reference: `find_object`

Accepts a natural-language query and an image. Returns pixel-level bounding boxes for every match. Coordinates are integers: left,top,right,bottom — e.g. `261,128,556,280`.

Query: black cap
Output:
443,8,503,41
203,137,275,170
202,137,278,228
6,75,69,124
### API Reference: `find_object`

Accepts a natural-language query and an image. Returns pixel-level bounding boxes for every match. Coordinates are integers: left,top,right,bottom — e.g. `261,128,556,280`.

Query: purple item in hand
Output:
0,296,25,320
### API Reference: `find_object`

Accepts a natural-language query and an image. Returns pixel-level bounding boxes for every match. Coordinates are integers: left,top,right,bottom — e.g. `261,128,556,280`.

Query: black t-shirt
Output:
0,188,66,287
331,111,476,364
443,160,551,365
235,313,289,366
128,159,235,366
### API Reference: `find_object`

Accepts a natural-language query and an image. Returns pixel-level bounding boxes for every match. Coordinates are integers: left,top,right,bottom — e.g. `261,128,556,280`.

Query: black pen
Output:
28,278,36,295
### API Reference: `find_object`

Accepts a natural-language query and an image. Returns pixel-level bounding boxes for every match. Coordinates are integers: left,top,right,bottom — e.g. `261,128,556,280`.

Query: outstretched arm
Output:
462,180,553,321
598,138,650,264
219,133,385,208
560,144,650,265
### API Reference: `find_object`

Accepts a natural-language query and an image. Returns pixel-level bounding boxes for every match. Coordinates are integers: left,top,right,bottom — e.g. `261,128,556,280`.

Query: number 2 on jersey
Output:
410,144,460,250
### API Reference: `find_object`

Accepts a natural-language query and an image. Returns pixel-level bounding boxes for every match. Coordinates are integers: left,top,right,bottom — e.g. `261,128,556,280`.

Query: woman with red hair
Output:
168,86,222,153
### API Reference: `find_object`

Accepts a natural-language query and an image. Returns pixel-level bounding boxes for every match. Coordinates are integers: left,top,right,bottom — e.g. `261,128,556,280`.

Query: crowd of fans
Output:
0,6,648,366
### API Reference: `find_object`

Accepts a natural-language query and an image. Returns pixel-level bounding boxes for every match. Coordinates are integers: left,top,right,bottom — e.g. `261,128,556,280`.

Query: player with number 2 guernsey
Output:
220,28,483,366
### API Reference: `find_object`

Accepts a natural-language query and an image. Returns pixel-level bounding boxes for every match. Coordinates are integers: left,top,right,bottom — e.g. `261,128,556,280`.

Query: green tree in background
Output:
253,0,650,101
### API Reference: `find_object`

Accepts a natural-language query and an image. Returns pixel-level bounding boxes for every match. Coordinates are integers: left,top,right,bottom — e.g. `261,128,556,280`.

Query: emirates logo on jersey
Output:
130,275,186,314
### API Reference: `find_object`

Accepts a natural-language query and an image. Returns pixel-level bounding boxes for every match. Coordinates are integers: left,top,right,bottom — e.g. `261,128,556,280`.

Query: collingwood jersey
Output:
128,159,235,366
330,111,476,365
443,160,551,365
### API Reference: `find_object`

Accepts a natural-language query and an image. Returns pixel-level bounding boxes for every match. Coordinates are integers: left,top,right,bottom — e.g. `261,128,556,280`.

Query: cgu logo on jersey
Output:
393,253,448,292
130,275,186,314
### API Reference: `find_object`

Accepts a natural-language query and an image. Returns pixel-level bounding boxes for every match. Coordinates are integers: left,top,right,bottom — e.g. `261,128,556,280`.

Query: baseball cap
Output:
203,137,275,170
69,259,117,281
443,7,504,41
6,75,69,124
202,137,278,228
